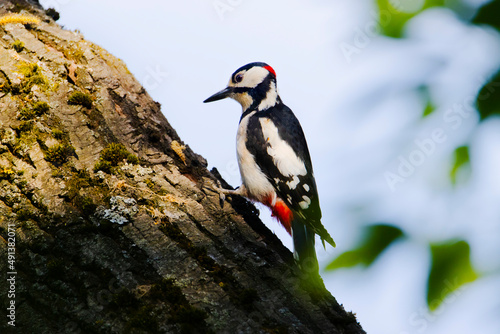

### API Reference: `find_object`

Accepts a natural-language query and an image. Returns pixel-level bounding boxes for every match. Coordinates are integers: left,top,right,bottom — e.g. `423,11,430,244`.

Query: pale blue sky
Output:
39,0,500,333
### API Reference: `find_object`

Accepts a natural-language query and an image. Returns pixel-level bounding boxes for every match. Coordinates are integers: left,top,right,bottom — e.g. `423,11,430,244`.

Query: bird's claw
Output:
201,178,231,208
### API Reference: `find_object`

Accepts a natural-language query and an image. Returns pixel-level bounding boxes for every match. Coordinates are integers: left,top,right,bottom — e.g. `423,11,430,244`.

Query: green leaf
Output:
476,69,500,120
472,0,500,31
325,224,404,271
422,100,435,117
427,240,478,311
376,0,445,38
419,86,435,118
450,145,470,185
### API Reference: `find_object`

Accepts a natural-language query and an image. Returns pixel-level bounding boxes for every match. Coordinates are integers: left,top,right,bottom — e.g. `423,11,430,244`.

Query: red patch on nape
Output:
263,196,293,235
264,65,276,78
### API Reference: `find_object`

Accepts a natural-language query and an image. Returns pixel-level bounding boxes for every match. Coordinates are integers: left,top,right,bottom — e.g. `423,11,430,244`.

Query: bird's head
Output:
204,62,279,112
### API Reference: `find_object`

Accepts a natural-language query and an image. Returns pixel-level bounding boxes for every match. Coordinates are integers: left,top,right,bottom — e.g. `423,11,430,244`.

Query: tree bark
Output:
0,1,365,333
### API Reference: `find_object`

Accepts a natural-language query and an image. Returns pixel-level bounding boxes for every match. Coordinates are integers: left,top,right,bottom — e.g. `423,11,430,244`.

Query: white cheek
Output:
237,67,269,88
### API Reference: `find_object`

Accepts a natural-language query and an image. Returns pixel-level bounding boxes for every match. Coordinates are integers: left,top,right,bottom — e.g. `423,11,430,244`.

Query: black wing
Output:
245,103,335,247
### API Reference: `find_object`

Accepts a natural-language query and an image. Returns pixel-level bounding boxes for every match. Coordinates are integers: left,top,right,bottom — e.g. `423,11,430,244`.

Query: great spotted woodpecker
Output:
204,62,335,273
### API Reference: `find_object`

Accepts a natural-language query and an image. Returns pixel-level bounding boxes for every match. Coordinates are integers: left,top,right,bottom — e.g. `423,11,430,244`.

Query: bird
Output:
203,62,335,275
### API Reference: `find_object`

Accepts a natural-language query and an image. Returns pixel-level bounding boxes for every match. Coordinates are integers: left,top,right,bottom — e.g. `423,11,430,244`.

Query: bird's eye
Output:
235,74,243,83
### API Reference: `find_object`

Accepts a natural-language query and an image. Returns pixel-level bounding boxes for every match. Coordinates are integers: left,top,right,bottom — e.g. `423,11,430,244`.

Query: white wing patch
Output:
299,196,311,209
286,175,300,190
259,118,307,178
303,184,310,192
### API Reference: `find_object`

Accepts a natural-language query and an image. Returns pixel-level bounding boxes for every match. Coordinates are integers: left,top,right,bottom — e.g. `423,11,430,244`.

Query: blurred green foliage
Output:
330,0,498,313
473,1,500,121
376,0,445,38
326,224,404,271
427,240,478,310
450,145,470,185
476,69,500,120
422,100,435,117
419,86,435,117
472,0,500,31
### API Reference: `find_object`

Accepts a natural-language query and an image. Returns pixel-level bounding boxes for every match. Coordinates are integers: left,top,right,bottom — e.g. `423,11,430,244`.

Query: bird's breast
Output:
236,111,274,202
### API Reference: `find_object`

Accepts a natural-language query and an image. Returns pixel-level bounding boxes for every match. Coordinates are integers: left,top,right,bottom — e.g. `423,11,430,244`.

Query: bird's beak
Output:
203,87,233,103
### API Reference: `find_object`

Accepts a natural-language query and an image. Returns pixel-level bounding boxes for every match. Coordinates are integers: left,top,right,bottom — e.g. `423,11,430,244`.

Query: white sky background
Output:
39,0,500,333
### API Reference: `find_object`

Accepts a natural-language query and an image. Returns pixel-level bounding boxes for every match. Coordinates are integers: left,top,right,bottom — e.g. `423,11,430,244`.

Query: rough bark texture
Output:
0,1,365,333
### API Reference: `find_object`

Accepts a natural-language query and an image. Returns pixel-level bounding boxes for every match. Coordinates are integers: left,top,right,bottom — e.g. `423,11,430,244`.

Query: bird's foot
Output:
202,179,243,207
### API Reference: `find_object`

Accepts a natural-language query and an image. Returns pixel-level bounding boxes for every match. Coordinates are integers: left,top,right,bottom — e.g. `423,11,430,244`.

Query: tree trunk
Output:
0,1,365,333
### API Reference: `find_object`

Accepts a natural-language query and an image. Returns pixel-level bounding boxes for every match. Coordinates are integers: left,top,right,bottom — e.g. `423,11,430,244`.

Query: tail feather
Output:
291,217,319,275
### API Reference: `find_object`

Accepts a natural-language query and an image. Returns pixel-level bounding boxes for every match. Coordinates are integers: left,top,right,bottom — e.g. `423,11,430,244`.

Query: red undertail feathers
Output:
263,195,293,235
